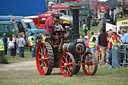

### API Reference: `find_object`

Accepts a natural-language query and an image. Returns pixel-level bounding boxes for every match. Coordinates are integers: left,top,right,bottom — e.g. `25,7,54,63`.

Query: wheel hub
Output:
40,55,49,62
87,61,93,66
64,62,71,67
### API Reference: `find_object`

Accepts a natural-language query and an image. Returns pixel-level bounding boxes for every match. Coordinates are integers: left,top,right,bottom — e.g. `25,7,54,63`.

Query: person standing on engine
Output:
45,13,58,34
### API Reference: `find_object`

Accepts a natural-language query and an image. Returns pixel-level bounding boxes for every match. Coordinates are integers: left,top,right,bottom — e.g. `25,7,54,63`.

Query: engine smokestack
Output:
71,6,79,40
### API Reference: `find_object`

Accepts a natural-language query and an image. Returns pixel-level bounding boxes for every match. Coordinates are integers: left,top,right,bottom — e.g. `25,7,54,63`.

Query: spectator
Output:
92,19,98,26
123,5,127,17
28,35,31,52
121,29,128,44
113,8,117,25
107,31,117,69
3,33,7,55
98,10,101,21
109,8,112,18
37,33,42,45
95,33,100,59
89,31,96,53
87,13,92,30
100,11,104,21
98,28,109,65
117,35,122,45
119,6,123,18
84,36,90,52
8,34,15,58
116,6,120,18
30,33,36,58
12,34,17,57
82,20,88,36
17,32,25,58
0,37,5,63
80,34,85,43
16,35,19,55
79,12,83,27
42,33,46,43
106,8,110,19
118,30,123,39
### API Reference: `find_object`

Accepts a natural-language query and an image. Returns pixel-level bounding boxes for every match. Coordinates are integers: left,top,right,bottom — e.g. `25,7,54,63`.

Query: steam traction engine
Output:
36,6,98,77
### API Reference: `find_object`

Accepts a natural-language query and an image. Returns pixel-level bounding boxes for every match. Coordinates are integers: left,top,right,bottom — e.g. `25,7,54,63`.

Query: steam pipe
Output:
71,6,80,40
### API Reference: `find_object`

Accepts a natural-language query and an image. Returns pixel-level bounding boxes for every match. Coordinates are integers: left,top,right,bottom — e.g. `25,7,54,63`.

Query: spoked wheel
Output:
36,42,54,75
82,51,98,76
60,52,76,77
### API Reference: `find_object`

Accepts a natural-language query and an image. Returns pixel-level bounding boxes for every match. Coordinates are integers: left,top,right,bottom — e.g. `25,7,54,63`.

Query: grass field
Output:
0,66,128,85
4,47,35,64
0,17,128,85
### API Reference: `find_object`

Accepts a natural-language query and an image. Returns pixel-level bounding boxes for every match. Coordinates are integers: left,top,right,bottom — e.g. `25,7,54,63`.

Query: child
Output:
84,36,90,52
80,34,85,43
54,19,64,31
117,35,122,45
82,20,88,36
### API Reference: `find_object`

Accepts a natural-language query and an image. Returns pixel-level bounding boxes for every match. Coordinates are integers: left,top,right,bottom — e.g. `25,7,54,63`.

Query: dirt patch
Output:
0,61,36,71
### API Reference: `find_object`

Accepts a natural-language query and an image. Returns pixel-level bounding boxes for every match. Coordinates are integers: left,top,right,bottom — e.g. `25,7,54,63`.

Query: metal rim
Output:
82,51,98,76
59,52,76,77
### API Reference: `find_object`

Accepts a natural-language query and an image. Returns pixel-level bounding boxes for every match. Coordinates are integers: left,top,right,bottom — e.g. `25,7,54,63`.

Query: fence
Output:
112,44,128,67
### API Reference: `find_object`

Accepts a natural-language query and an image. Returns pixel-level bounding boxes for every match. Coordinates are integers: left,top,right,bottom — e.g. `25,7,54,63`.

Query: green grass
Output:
117,17,128,21
0,66,128,85
2,47,35,64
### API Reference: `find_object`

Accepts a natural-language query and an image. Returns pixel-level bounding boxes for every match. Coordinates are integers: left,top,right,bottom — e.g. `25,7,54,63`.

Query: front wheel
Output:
82,51,98,76
59,52,76,77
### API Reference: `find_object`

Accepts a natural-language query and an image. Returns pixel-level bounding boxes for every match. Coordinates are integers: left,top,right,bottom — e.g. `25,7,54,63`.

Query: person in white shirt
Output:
113,8,117,25
8,34,14,57
116,6,119,17
17,32,25,58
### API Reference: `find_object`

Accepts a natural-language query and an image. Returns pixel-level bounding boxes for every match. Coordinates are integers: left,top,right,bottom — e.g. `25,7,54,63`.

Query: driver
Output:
45,13,58,34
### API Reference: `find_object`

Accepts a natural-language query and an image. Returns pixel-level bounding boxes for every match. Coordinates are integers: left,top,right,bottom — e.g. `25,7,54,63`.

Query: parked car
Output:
0,21,21,37
21,19,46,40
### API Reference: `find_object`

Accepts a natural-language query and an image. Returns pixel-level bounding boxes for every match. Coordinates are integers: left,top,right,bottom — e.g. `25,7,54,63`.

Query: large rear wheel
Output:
36,42,54,75
82,51,98,76
60,52,76,77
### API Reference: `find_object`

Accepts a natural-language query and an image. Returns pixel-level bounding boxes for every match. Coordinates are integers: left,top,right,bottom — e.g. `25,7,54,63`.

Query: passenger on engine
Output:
54,19,65,31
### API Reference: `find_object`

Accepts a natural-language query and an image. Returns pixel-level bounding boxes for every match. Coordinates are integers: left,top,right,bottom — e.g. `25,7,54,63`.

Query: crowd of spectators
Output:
80,27,128,69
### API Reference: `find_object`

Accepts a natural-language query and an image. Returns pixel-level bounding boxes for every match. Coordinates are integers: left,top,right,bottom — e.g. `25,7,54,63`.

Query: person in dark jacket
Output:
98,28,109,65
3,33,7,55
87,13,92,30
